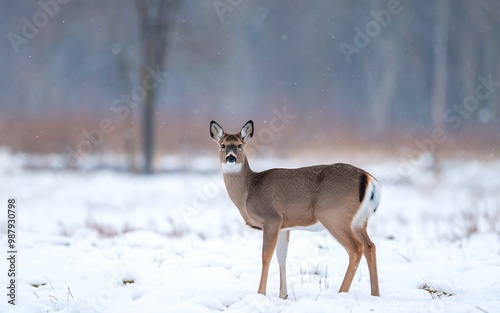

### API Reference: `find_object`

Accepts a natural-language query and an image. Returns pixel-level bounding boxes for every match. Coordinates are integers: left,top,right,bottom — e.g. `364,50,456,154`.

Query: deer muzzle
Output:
226,155,237,163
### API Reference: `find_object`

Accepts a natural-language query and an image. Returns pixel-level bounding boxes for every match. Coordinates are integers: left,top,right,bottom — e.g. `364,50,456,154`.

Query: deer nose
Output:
226,155,237,163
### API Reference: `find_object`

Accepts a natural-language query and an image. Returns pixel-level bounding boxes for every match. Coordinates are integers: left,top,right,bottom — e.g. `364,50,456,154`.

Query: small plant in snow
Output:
123,279,135,285
299,264,330,292
419,281,454,299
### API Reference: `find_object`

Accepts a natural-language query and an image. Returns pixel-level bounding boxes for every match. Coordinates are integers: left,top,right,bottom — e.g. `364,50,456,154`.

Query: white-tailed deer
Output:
210,120,381,298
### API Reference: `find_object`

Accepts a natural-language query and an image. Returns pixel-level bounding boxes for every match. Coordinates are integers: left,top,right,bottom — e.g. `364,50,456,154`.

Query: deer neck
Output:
222,158,253,212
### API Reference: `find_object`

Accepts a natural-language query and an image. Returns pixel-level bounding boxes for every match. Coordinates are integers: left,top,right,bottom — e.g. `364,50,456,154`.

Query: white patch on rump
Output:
222,162,242,174
351,176,381,230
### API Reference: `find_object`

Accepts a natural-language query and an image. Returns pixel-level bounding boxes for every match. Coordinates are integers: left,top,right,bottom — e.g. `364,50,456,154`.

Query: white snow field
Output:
1,152,499,313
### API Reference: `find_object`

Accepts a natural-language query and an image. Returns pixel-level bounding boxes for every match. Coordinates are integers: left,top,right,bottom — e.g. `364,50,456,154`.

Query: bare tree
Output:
135,0,181,174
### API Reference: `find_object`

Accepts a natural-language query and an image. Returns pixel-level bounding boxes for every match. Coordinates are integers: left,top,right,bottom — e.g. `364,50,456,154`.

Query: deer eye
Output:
238,144,242,150
221,144,225,149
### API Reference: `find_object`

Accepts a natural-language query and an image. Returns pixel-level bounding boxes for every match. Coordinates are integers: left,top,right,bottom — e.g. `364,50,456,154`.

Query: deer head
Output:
210,120,254,173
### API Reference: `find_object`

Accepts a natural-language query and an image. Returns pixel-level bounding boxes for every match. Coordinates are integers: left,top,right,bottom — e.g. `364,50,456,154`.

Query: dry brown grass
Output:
2,112,498,162
74,217,189,239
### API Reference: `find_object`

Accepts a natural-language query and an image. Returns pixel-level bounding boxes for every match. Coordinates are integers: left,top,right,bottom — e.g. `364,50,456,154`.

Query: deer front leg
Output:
276,230,290,299
257,220,282,296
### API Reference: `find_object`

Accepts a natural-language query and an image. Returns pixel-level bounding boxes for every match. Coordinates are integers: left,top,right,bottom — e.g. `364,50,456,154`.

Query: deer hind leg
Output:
317,212,363,294
354,224,380,296
276,230,290,299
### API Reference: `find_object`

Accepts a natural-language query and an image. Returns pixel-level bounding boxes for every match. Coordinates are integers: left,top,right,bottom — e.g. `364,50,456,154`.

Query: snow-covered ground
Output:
1,151,499,313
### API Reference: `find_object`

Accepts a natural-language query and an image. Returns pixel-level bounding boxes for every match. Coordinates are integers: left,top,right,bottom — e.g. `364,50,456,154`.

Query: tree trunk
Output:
143,76,155,174
135,0,181,174
431,0,450,128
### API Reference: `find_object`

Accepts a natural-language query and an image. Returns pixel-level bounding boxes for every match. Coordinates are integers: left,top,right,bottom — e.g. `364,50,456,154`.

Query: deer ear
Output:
210,120,224,142
240,120,254,143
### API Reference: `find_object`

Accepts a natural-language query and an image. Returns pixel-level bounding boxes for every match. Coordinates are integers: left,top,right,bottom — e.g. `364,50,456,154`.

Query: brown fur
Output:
210,120,380,298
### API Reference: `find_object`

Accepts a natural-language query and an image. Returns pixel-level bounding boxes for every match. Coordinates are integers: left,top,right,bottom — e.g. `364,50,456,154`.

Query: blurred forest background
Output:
1,0,499,172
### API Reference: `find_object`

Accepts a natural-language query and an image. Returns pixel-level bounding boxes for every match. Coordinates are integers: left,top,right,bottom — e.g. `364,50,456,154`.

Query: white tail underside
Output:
352,177,381,230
